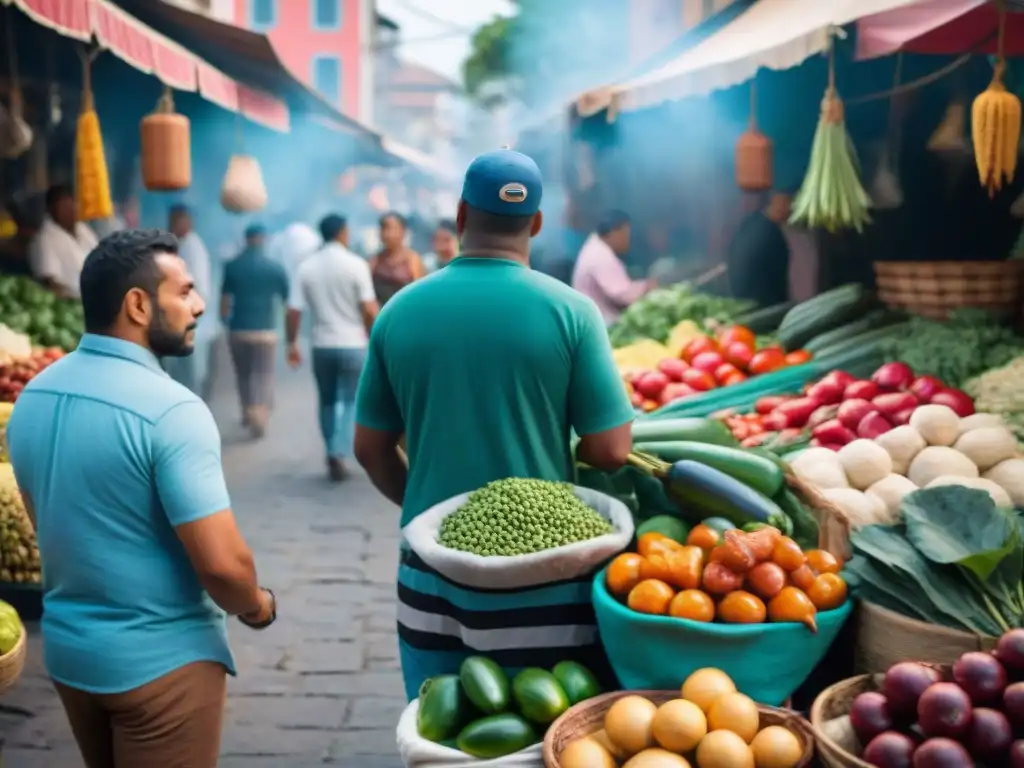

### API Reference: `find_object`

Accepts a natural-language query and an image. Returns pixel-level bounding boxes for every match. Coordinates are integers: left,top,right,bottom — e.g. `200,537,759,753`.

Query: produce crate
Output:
0,582,41,622
874,260,1023,321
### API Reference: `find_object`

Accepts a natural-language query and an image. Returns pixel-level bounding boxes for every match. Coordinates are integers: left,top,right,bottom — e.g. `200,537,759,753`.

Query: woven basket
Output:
543,689,815,768
784,467,851,561
854,600,996,674
811,666,947,768
0,620,27,695
873,260,1023,320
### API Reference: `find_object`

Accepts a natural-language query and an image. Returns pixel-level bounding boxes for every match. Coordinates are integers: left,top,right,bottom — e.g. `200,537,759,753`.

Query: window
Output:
249,0,276,30
311,56,342,106
312,0,341,29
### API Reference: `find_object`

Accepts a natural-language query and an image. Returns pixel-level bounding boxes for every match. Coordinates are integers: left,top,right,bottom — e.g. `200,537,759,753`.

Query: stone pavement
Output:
0,338,407,767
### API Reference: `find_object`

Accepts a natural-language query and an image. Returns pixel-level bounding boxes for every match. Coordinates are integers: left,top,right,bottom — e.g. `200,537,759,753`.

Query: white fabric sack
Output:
402,486,633,590
397,700,544,768
220,155,268,213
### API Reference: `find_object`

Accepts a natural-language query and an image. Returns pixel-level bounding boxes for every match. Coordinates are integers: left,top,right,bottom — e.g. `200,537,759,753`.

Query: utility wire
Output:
383,0,475,33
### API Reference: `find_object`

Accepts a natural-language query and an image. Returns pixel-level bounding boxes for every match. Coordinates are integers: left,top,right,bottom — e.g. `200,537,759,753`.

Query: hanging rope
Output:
749,77,757,129
846,54,972,107
5,6,19,109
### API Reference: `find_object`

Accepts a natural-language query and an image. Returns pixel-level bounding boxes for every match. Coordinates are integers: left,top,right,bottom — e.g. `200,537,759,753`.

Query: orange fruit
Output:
805,549,841,575
606,553,645,598
668,589,715,622
627,579,675,615
719,325,756,349
640,555,675,583
686,523,721,551
768,586,818,631
716,591,767,624
638,531,682,558
806,573,848,611
771,536,807,571
788,564,817,591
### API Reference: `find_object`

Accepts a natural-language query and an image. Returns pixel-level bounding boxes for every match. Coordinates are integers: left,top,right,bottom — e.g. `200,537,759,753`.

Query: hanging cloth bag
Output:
221,118,268,212
0,8,33,160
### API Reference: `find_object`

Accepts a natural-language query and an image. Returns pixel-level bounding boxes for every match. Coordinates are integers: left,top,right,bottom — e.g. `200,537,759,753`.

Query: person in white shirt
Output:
286,214,379,482
28,184,99,298
269,214,320,282
164,204,215,398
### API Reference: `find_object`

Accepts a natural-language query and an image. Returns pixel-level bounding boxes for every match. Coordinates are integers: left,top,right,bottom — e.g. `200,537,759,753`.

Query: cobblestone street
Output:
0,339,407,767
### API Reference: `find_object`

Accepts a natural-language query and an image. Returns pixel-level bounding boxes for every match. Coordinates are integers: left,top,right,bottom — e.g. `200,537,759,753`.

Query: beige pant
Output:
54,661,227,768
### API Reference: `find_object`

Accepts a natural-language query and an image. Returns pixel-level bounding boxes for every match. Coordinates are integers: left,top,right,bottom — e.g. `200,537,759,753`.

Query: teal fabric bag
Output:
592,567,853,705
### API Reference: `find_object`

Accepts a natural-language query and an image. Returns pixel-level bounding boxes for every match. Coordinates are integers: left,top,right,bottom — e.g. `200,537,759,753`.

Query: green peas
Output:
437,478,613,556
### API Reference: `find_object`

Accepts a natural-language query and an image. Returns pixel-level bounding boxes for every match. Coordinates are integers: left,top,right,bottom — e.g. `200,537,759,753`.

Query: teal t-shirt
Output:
355,256,635,527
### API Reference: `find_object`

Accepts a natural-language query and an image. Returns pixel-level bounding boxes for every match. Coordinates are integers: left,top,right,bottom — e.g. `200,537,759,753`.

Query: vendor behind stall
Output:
725,190,792,306
28,184,98,298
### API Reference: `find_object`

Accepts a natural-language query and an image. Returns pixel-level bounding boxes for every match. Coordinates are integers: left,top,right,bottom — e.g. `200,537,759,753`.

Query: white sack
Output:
402,486,633,590
397,700,544,768
220,154,268,213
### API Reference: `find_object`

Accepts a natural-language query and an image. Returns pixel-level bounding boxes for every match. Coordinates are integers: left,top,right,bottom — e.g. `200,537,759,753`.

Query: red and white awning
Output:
4,0,290,131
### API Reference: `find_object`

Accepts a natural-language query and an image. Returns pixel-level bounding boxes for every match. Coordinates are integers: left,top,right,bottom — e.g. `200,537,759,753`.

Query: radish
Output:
871,362,915,391
772,397,821,429
909,375,945,403
819,370,855,390
837,399,876,430
931,388,976,417
892,408,916,426
857,412,894,439
808,404,840,430
844,380,879,401
812,419,857,446
872,391,918,418
807,378,845,405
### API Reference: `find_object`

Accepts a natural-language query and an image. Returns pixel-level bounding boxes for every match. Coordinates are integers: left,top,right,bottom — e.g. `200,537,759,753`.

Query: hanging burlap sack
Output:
220,155,268,213
140,88,191,191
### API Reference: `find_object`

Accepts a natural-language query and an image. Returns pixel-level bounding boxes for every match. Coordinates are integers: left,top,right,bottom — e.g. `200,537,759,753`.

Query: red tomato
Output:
714,363,740,383
682,336,719,362
641,399,660,412
749,348,787,376
785,349,813,365
682,368,716,391
691,351,725,374
724,341,754,370
659,382,695,405
722,372,748,387
718,325,757,349
657,358,689,382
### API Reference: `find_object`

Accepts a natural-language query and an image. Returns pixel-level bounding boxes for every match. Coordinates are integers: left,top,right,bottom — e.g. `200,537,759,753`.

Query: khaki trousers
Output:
54,661,227,768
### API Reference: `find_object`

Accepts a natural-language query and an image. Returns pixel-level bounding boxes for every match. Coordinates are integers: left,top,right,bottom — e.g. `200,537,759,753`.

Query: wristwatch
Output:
239,588,276,629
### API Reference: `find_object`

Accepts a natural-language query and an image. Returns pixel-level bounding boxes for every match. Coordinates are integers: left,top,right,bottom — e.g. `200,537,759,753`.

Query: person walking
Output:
571,209,656,325
352,149,635,699
287,214,379,482
165,204,215,398
5,228,276,767
369,211,425,305
221,223,290,438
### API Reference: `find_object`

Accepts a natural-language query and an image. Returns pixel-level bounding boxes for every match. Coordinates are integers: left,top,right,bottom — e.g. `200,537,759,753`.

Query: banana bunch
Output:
75,93,114,222
789,91,872,233
972,62,1021,197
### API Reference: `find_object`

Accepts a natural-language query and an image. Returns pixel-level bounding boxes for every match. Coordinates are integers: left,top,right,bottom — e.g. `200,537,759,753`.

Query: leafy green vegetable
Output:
880,308,1023,388
608,283,755,347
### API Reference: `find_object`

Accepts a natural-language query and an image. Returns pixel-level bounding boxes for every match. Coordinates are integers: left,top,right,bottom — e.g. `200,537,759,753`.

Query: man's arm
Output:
356,260,379,336
154,400,268,619
569,301,636,470
285,268,305,366
353,326,406,506
593,251,653,308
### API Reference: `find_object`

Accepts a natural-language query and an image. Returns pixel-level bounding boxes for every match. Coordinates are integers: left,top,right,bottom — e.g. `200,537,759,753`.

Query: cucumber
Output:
775,487,820,550
813,322,910,358
666,460,785,528
456,713,537,758
636,514,691,543
803,310,900,353
634,440,784,497
459,656,510,715
417,675,473,742
735,301,796,333
631,418,737,446
511,668,570,725
777,285,871,351
551,661,601,705
779,284,864,332
703,516,737,534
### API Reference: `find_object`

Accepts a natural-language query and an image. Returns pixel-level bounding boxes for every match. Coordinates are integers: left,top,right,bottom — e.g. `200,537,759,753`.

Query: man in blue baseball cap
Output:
352,148,636,700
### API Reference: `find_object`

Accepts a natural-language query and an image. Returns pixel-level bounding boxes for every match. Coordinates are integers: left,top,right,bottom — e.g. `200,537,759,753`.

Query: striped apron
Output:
396,546,616,702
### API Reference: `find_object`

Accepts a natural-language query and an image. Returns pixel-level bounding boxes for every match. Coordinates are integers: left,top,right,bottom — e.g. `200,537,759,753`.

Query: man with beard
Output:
5,228,276,767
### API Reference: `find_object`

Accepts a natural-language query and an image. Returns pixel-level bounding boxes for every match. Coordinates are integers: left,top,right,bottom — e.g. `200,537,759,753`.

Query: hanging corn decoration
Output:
75,52,113,221
972,60,1021,197
789,37,872,232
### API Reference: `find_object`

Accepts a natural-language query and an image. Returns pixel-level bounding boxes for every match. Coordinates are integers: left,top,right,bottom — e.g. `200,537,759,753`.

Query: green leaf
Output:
902,486,1018,581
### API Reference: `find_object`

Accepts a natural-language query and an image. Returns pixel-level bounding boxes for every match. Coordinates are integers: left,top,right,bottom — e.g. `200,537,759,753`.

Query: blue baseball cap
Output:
461,149,543,217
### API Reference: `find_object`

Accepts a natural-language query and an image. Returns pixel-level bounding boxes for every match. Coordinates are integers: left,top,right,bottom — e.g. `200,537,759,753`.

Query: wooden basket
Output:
854,600,996,674
543,690,815,768
0,620,26,695
811,667,946,768
784,467,851,561
873,260,1023,320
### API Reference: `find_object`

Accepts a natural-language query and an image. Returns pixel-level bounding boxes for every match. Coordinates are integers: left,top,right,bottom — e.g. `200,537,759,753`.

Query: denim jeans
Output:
311,347,366,459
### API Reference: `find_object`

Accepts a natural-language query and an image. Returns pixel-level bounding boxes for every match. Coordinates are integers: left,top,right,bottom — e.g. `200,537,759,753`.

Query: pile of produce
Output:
437,479,613,556
559,668,806,768
879,309,1023,390
844,486,1023,636
828,632,1024,766
0,275,83,352
608,283,754,349
965,356,1024,442
627,420,820,548
721,362,974,450
0,346,66,403
604,524,846,630
416,655,600,758
0,599,21,655
0,462,40,585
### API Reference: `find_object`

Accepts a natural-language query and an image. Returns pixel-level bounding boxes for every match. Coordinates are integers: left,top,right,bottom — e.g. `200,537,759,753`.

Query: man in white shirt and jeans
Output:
28,185,99,298
287,214,379,481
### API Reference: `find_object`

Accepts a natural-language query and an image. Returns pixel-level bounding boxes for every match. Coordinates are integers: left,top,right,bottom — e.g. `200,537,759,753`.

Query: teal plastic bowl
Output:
593,567,853,706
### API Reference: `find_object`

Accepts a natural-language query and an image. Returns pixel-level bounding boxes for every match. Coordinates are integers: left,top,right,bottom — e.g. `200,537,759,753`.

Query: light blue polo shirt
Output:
5,334,235,693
